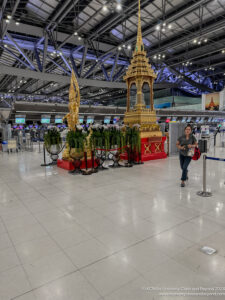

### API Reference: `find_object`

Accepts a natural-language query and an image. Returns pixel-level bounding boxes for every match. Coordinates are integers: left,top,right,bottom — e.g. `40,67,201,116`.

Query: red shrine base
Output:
57,159,97,171
58,137,167,170
121,136,167,162
140,136,167,161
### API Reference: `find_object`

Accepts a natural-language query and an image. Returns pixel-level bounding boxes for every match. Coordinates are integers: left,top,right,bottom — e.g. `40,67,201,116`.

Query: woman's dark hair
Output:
185,124,192,130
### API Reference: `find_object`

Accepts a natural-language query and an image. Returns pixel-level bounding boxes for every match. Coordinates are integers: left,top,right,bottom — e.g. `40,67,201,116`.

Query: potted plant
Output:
66,126,87,160
124,125,141,166
44,128,63,163
125,125,141,152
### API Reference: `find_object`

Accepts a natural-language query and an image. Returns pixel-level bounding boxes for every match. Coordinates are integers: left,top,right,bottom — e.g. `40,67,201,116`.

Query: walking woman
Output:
176,125,198,187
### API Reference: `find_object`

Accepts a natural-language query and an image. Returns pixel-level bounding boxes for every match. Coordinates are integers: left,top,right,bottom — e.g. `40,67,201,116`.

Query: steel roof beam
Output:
80,45,88,77
168,65,215,93
1,0,20,37
56,0,79,27
89,0,151,39
149,18,225,57
0,45,31,69
0,64,128,89
5,20,114,53
47,0,72,29
6,32,37,71
0,0,8,23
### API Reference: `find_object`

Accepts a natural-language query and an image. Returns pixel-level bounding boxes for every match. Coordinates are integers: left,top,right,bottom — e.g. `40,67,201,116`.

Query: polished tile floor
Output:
0,146,225,300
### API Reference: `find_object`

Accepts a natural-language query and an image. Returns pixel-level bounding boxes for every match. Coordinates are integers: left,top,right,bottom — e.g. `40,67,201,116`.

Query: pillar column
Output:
150,79,154,111
127,81,130,112
137,79,142,106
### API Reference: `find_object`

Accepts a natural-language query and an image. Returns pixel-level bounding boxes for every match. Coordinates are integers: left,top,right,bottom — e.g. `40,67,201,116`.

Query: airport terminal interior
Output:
0,0,225,299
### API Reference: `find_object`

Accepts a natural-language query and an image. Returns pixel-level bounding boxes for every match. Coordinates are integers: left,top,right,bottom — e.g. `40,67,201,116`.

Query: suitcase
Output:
198,139,207,153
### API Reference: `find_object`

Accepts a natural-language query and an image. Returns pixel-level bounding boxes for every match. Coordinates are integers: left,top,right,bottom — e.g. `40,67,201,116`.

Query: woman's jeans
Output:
179,154,192,181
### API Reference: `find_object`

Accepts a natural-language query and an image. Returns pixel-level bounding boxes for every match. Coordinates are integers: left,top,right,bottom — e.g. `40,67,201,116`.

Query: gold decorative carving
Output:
155,143,162,153
62,70,81,160
63,70,80,130
144,144,151,154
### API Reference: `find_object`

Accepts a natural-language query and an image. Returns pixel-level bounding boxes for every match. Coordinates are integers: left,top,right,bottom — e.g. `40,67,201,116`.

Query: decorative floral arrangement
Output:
90,124,140,151
66,124,141,153
66,126,88,151
44,128,62,149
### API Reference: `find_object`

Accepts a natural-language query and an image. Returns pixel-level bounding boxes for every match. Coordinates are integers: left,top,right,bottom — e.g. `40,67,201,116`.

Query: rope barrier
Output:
206,156,225,162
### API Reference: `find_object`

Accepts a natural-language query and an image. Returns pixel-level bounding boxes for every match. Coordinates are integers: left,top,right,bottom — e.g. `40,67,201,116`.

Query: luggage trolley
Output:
7,139,18,153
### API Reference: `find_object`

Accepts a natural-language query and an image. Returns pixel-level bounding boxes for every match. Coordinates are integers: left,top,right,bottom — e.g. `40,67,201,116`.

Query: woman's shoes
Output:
181,182,185,187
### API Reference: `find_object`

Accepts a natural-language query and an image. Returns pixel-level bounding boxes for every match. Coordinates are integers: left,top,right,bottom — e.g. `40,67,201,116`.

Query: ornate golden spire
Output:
136,0,143,52
124,0,156,81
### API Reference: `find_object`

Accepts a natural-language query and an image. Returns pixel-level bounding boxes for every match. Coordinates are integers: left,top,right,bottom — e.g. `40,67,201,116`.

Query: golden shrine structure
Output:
123,0,167,161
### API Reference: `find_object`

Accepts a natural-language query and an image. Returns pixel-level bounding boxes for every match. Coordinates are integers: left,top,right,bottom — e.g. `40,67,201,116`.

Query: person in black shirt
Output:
176,125,198,187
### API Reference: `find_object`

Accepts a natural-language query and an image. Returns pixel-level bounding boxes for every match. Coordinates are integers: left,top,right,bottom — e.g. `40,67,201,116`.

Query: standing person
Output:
176,125,198,187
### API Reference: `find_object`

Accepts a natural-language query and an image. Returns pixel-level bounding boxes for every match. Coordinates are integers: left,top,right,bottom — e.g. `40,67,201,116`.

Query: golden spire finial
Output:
136,0,143,52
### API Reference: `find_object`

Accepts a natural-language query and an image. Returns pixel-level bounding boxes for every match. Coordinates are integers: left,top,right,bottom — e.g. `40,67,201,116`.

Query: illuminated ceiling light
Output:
222,50,225,53
122,44,126,48
198,41,201,45
6,19,10,24
78,36,82,40
204,38,207,43
102,5,108,12
127,45,131,50
118,46,122,50
156,25,160,31
168,24,172,29
162,22,166,26
15,21,20,26
59,51,63,55
205,68,208,71
193,39,197,44
74,31,78,35
153,55,157,59
190,62,193,65
162,28,166,32
5,44,8,48
116,3,122,11
7,15,12,19
162,54,165,58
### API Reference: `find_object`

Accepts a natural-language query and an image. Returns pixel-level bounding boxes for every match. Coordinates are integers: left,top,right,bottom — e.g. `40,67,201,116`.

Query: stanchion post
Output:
41,144,49,167
197,154,212,197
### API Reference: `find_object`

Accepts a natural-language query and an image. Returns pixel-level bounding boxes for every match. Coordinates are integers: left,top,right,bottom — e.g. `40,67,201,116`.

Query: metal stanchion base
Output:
197,191,212,197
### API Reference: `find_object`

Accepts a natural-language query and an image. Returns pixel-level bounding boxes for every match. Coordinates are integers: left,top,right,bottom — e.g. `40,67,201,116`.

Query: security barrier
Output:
197,154,225,197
